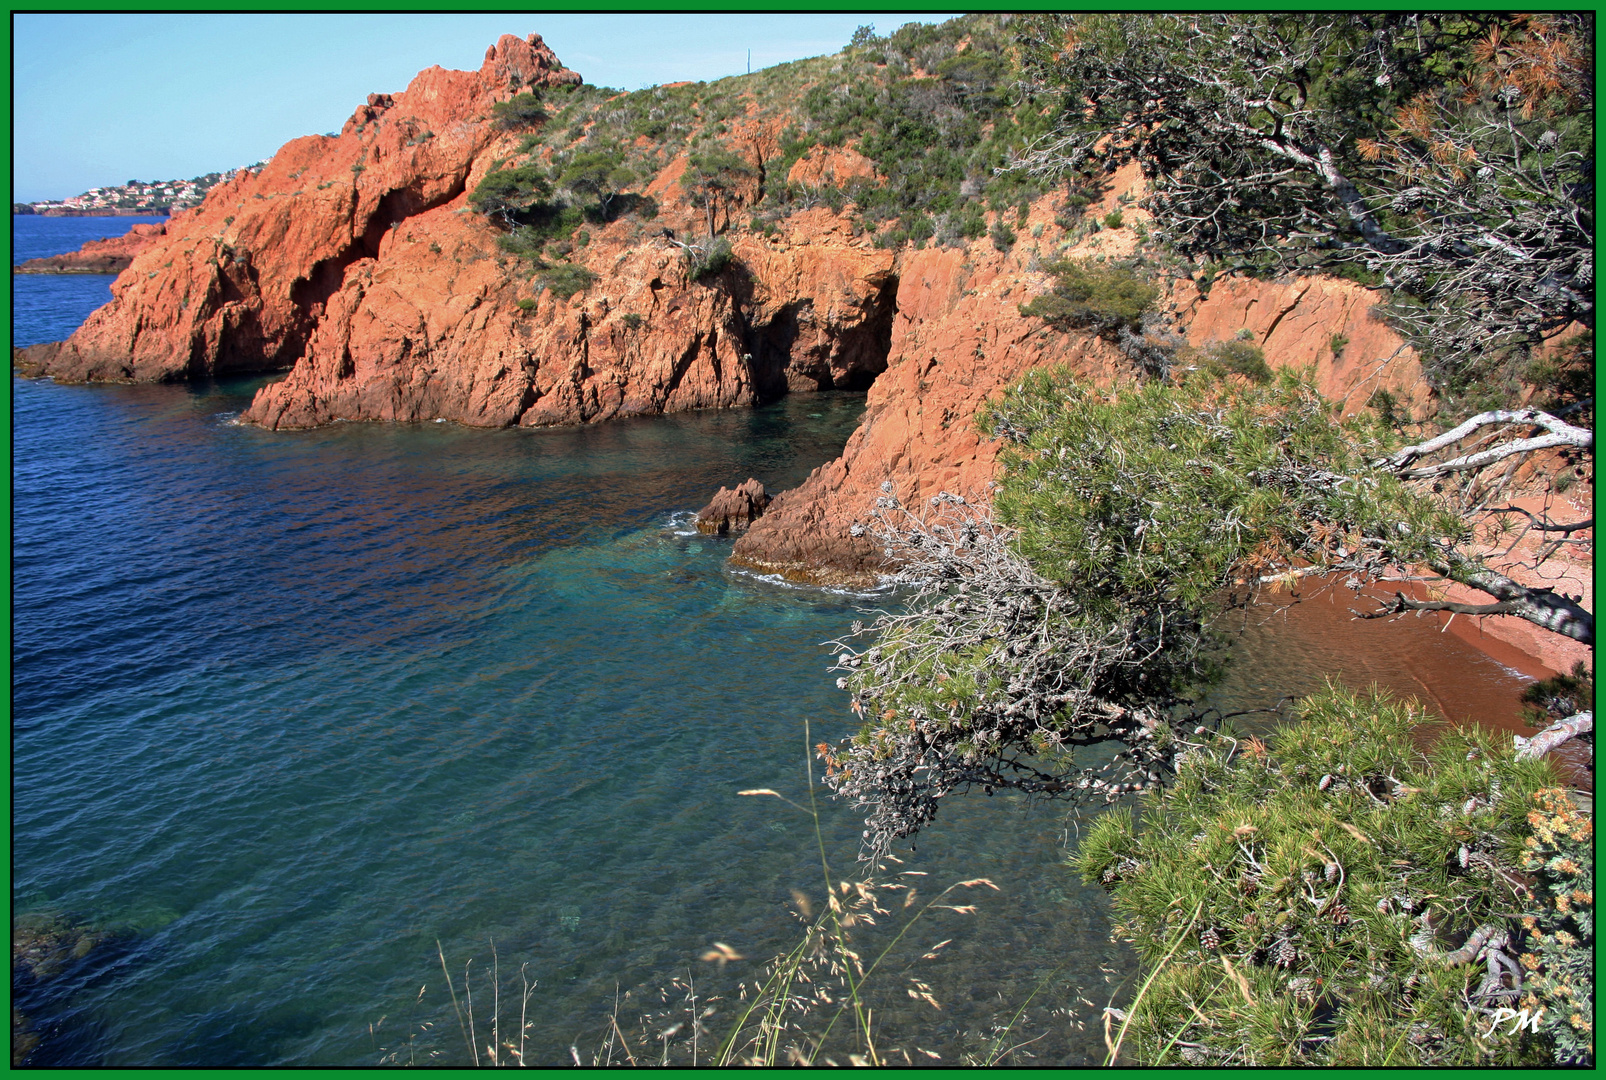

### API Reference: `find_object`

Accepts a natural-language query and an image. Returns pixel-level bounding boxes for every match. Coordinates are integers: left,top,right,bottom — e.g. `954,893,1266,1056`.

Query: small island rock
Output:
695,478,771,535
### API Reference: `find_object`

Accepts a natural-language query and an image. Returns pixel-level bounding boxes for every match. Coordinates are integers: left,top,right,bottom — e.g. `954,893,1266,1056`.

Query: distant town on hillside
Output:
15,164,266,216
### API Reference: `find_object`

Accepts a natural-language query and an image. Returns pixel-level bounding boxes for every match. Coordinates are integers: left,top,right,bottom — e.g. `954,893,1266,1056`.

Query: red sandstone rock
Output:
14,222,167,275
1170,274,1431,418
696,478,771,535
786,146,876,188
732,166,1435,589
16,34,580,384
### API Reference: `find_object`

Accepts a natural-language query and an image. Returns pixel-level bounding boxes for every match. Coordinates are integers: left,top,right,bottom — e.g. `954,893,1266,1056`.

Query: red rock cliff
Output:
16,34,581,383
731,169,1433,587
15,35,898,428
24,36,1569,674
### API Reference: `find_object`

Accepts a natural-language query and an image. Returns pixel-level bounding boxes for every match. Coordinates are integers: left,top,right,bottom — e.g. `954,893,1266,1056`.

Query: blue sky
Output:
13,13,956,203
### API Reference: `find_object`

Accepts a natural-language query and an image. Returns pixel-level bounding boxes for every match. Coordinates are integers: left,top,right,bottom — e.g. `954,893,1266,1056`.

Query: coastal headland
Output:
15,27,1587,674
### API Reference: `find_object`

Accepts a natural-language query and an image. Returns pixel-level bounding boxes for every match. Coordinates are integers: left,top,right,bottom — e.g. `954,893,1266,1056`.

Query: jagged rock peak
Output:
481,32,583,93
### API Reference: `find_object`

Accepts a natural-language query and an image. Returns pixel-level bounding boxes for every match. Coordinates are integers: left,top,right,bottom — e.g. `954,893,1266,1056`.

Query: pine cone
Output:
1273,938,1298,968
1328,901,1351,925
1199,927,1222,950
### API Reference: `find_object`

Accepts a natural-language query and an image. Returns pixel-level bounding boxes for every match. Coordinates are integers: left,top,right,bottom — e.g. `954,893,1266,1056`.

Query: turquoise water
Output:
12,373,1136,1066
11,216,1540,1066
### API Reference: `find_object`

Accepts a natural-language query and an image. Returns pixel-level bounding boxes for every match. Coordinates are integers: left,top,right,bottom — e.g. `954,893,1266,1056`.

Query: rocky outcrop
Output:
13,222,167,274
239,207,897,430
730,176,1433,587
16,34,581,384
17,34,904,429
1172,273,1432,417
733,233,1131,585
24,32,1567,672
695,478,771,535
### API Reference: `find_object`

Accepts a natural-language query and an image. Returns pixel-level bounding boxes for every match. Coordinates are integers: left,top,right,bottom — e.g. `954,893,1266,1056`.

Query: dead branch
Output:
1514,711,1593,762
1378,408,1593,478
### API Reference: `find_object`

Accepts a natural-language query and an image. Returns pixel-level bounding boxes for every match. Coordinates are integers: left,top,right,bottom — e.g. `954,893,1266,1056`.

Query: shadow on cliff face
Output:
288,175,472,331
745,274,899,403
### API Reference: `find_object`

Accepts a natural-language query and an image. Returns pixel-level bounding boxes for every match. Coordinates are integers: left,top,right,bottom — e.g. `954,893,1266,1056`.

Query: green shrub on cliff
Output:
556,150,636,221
469,164,552,224
1018,259,1160,337
685,236,736,281
680,147,756,238
534,261,596,301
1077,683,1587,1066
1200,339,1273,384
491,93,547,131
481,16,1049,244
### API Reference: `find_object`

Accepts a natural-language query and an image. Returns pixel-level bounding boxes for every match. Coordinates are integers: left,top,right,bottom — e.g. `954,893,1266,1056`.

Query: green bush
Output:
1017,258,1160,335
798,15,1050,239
907,213,934,248
1203,339,1273,383
491,93,547,131
469,164,552,221
990,219,1017,251
1512,787,1594,1064
685,236,735,280
516,297,537,312
983,367,1456,615
1367,388,1402,428
536,262,596,300
1103,209,1124,229
1519,662,1593,729
1519,332,1594,414
957,203,988,240
1077,683,1583,1066
555,149,636,220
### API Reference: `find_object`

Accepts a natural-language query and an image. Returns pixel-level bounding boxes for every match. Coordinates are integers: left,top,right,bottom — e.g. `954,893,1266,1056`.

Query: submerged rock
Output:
11,909,147,1066
12,911,108,980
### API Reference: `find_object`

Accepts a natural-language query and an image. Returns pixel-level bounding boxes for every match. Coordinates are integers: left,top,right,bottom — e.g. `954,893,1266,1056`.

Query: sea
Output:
10,215,1545,1066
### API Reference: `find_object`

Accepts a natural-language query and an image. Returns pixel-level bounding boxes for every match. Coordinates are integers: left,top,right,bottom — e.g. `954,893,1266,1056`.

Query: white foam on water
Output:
664,510,702,537
725,564,894,599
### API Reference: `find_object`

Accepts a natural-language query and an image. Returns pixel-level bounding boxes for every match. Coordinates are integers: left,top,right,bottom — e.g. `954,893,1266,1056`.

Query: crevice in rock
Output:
1260,287,1309,346
841,273,898,390
292,176,470,319
282,174,471,370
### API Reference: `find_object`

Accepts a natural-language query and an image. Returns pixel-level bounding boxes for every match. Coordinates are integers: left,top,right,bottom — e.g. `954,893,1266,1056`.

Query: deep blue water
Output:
11,215,169,348
10,215,1540,1066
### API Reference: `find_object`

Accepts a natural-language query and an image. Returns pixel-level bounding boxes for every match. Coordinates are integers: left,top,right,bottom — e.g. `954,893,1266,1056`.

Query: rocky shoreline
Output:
14,31,1587,677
